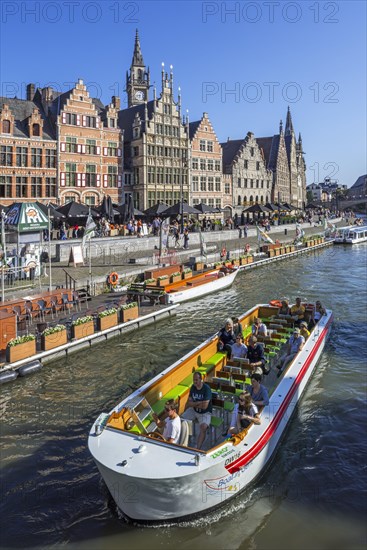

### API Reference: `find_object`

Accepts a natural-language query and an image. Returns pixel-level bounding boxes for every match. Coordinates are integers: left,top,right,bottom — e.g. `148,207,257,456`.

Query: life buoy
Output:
108,272,119,286
245,243,250,253
269,299,283,308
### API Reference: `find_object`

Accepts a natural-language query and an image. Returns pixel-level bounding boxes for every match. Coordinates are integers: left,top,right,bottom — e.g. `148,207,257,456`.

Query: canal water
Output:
1,245,366,550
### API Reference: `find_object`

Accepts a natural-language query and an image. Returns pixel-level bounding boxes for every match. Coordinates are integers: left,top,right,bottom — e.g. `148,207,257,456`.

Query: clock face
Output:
135,91,144,101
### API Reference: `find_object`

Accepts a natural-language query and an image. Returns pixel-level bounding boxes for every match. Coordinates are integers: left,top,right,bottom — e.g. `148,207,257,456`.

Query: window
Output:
244,178,248,188
107,142,118,156
148,145,155,156
0,145,12,166
85,195,96,206
215,160,221,171
244,159,248,169
31,177,42,197
200,176,207,192
65,137,77,153
256,179,259,188
107,166,118,187
250,147,254,156
208,177,214,192
238,196,242,206
85,115,96,128
216,198,221,209
207,141,213,152
250,179,254,188
86,164,97,186
208,198,214,208
45,149,56,168
215,177,221,192
109,118,116,128
207,159,214,171
2,120,10,133
0,175,12,197
147,167,155,184
237,178,241,188
164,147,171,157
164,105,171,115
256,161,260,170
32,123,40,136
261,180,264,188
133,146,139,157
86,139,96,155
65,163,77,186
16,176,28,198
200,159,206,171
199,140,206,152
192,176,199,191
164,126,171,136
45,177,56,197
192,157,198,170
31,148,42,167
224,182,230,194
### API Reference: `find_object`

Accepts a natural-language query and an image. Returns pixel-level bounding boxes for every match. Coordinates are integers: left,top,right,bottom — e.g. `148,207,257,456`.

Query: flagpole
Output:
48,207,52,291
88,208,92,293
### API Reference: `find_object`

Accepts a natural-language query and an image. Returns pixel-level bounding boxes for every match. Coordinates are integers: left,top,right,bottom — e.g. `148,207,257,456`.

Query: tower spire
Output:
132,28,144,66
285,106,294,136
126,29,150,107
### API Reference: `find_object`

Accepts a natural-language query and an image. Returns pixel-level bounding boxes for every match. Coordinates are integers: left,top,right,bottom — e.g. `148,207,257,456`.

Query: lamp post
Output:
47,207,52,291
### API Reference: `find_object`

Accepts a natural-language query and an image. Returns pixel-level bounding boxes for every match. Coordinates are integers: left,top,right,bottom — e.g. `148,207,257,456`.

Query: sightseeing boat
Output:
88,301,333,522
334,225,367,244
164,267,239,304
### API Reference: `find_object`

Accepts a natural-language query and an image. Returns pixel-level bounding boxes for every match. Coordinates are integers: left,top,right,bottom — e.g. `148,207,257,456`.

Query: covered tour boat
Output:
88,301,333,522
165,267,238,304
334,225,367,244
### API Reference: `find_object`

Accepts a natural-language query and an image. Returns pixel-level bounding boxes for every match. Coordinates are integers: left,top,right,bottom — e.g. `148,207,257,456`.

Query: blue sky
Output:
1,0,366,187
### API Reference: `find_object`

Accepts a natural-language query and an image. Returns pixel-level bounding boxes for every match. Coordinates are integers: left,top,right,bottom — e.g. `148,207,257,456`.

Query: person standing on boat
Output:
276,327,305,377
247,373,269,407
246,336,266,375
227,392,261,435
152,399,181,444
183,372,212,449
252,317,268,337
290,297,305,326
218,318,235,356
231,335,248,360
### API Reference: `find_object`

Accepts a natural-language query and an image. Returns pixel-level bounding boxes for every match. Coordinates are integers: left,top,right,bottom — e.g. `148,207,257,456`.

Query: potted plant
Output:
6,334,36,363
170,271,181,284
71,315,94,340
120,301,139,323
182,268,192,279
97,308,118,331
41,324,67,351
157,275,169,287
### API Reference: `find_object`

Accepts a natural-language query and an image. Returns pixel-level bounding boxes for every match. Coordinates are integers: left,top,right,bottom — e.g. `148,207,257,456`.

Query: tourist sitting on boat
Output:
218,318,235,356
231,335,248,360
247,373,269,407
252,317,268,337
290,297,306,326
232,317,243,338
152,399,181,444
299,321,310,340
227,392,261,436
309,301,326,328
246,336,266,375
278,299,291,316
182,372,212,449
276,327,305,377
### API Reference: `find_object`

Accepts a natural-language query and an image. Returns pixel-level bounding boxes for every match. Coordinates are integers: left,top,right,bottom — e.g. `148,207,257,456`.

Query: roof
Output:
220,139,244,166
188,120,201,140
350,174,366,190
118,101,156,141
256,135,280,170
0,96,55,140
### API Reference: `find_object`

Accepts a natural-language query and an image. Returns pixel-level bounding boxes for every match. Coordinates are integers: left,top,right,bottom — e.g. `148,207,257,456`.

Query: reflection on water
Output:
0,245,366,549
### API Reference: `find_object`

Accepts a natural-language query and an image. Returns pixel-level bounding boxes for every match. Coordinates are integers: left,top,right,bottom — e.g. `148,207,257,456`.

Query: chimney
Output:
26,83,35,101
112,96,121,110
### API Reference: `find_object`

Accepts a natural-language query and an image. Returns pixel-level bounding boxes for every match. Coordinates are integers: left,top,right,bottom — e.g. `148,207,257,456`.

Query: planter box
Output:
232,259,240,266
6,339,36,363
41,329,68,351
170,274,181,284
71,320,95,340
97,312,118,331
247,256,254,264
120,305,139,323
290,245,296,252
268,249,276,258
275,249,281,256
182,271,193,279
195,262,204,271
157,278,169,287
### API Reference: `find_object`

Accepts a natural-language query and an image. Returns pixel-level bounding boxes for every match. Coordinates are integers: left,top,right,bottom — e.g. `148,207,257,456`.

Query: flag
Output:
199,228,207,258
82,210,96,249
327,220,337,233
294,222,305,244
256,224,274,244
159,216,170,256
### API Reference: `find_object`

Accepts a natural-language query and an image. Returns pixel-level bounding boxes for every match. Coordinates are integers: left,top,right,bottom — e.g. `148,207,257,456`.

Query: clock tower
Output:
126,29,150,107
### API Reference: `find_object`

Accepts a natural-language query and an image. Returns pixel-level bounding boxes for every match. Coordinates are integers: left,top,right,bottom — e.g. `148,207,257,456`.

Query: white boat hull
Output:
166,269,238,304
89,309,333,522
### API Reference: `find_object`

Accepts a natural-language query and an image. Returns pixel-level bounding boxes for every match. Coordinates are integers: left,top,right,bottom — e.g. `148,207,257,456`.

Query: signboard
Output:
68,245,84,267
5,203,48,232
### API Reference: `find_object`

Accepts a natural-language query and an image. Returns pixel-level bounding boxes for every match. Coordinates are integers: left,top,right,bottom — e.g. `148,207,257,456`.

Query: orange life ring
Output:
269,299,282,308
108,272,119,286
245,243,250,252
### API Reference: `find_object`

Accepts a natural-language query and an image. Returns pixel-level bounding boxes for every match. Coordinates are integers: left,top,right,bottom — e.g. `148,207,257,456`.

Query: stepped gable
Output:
0,96,55,140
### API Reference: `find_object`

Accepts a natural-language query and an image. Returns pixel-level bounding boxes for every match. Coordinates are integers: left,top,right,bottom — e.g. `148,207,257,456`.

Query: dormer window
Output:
109,118,116,128
2,120,10,134
33,123,40,137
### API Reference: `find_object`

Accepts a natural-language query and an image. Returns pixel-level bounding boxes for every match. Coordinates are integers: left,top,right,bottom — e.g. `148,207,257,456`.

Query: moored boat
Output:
165,267,238,304
334,225,367,244
88,301,333,522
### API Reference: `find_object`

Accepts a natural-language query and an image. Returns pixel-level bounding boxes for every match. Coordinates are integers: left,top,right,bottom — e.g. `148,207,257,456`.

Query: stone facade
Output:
221,132,273,216
189,112,222,210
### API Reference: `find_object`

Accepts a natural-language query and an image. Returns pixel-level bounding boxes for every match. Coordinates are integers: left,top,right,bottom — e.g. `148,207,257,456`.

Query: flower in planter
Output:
145,278,156,284
157,275,168,281
72,315,94,326
171,272,181,278
183,268,192,273
42,324,66,336
121,301,138,310
7,334,36,347
98,308,117,319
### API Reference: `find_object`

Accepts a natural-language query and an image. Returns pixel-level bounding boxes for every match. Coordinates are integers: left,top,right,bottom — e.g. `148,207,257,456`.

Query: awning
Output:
4,202,49,232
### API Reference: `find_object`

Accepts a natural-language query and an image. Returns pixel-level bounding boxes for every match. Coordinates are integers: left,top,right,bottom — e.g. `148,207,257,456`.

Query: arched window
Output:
33,123,40,136
243,195,247,204
260,195,264,203
138,69,142,80
266,195,269,203
2,120,10,133
250,195,254,203
237,196,242,206
255,195,259,203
